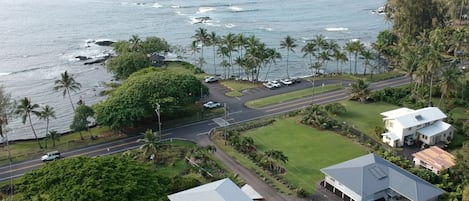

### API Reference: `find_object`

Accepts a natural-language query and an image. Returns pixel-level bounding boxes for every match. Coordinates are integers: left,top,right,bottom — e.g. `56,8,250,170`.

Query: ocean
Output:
0,0,390,141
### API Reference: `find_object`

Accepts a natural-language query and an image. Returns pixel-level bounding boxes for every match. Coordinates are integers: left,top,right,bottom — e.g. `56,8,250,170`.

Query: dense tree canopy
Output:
16,156,169,201
94,68,207,130
106,52,151,80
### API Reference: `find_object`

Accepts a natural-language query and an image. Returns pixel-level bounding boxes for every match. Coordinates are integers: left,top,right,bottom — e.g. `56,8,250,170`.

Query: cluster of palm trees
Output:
397,27,469,108
191,27,379,81
14,71,82,149
224,130,288,174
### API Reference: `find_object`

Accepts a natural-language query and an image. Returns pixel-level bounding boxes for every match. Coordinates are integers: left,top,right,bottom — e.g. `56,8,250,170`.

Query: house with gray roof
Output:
380,107,453,147
167,178,253,201
320,153,445,201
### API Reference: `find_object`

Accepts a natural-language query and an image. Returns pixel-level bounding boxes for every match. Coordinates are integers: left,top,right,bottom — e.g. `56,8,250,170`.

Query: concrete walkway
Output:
197,135,311,201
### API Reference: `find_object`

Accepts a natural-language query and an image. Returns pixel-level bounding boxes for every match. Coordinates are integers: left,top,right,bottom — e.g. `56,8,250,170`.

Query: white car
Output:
280,79,293,85
263,82,275,89
204,76,219,83
41,150,61,162
203,101,221,109
269,80,281,88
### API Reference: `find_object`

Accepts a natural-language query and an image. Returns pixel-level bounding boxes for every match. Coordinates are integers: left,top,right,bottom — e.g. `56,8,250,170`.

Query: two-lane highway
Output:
0,76,411,181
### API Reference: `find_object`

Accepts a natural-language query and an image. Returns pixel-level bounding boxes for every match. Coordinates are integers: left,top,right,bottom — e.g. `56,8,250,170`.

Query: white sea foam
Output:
228,6,243,12
171,5,180,9
259,27,273,31
225,23,236,28
197,7,215,14
325,27,348,31
0,72,11,76
152,3,162,8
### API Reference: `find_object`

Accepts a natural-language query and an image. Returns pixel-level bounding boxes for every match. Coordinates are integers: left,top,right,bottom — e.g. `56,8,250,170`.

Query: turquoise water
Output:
0,0,389,140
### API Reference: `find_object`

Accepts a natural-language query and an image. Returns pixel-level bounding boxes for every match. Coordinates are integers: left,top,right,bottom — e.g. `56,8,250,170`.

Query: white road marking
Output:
212,117,230,127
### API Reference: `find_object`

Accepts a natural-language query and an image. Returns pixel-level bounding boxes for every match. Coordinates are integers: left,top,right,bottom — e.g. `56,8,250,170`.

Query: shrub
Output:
324,103,346,114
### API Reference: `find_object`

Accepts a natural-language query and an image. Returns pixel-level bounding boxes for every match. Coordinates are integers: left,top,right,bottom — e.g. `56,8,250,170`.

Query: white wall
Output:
325,175,362,201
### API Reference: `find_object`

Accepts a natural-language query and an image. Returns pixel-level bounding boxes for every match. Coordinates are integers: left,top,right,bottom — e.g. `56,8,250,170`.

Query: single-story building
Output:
168,178,255,201
412,146,456,174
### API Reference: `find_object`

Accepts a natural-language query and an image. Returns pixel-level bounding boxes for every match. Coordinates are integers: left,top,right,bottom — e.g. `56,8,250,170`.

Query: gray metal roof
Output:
167,178,252,201
321,154,445,201
381,107,447,128
418,121,452,137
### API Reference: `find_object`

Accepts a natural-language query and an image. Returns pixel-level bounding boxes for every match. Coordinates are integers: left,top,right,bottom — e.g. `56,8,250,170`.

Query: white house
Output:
320,154,445,201
380,107,453,147
167,178,256,201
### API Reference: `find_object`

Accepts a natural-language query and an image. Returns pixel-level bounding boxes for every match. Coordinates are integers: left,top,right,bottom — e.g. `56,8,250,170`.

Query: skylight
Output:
369,166,387,180
415,115,424,121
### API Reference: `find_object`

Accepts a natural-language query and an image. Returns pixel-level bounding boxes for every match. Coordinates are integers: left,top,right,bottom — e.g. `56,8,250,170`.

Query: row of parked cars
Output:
263,78,301,89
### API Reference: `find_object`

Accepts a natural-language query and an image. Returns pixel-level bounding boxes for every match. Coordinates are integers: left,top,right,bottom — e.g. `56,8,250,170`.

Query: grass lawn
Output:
245,84,343,108
332,101,400,142
245,117,367,194
220,80,261,97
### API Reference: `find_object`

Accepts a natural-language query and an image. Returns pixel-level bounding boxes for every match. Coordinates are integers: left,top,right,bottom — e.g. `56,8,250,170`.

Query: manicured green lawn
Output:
245,84,343,108
245,118,367,194
332,101,400,142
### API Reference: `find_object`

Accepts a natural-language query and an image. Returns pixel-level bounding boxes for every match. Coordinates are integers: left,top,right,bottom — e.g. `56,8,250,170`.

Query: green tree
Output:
137,129,161,161
348,79,371,102
348,40,365,75
208,31,220,75
15,97,42,148
94,68,206,130
129,34,142,52
70,104,95,140
360,48,375,76
438,64,461,108
47,130,60,147
39,105,56,148
16,156,170,201
53,71,82,111
141,36,171,55
106,52,151,80
332,49,348,74
280,35,297,78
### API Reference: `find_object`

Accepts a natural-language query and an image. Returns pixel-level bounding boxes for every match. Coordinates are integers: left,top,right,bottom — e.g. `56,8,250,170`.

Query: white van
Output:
41,150,61,162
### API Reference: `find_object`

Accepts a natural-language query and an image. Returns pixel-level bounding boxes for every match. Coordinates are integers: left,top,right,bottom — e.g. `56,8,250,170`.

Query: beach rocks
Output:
75,56,91,61
194,16,211,24
95,40,114,46
84,54,111,65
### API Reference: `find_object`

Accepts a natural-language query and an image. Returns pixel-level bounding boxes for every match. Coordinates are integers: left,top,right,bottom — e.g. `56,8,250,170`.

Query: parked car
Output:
204,76,219,83
280,78,293,85
41,150,61,162
263,82,275,89
269,80,281,88
291,77,302,83
203,101,221,109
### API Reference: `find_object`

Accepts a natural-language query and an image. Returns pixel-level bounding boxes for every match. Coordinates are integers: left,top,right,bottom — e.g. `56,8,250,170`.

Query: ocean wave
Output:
225,23,236,28
9,67,41,75
175,4,231,9
228,6,243,12
259,27,273,32
152,3,162,8
325,27,349,32
197,7,215,14
0,72,11,76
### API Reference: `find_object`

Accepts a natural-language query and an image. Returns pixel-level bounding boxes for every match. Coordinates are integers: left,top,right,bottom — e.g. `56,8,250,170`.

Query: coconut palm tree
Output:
15,97,42,148
221,33,237,76
53,71,82,111
280,35,297,78
360,48,375,76
208,31,220,75
137,129,161,161
0,86,14,139
39,105,56,148
193,28,209,69
129,34,142,52
348,79,371,103
47,130,60,147
344,42,355,74
264,48,281,81
438,64,461,108
332,50,348,74
349,41,365,75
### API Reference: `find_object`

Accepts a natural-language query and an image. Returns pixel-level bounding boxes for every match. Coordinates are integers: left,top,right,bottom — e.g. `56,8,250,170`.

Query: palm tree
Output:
438,64,461,108
348,79,371,103
15,97,42,148
208,31,220,75
264,48,281,81
47,130,60,147
39,105,56,148
344,42,355,74
280,35,297,78
53,71,81,111
193,28,209,69
137,129,161,161
129,34,141,52
221,33,237,77
332,50,348,74
190,40,200,66
350,41,365,75
360,48,375,76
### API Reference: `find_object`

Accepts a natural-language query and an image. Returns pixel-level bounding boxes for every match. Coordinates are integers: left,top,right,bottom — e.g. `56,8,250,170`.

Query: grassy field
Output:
245,84,343,108
332,101,400,142
245,117,367,194
220,80,261,97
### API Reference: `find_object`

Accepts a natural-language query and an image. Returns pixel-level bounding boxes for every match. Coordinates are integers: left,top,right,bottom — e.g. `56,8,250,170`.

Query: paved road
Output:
0,76,410,200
